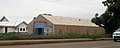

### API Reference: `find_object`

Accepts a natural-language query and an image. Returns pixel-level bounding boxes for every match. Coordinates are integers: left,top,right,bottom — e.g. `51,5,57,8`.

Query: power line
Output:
45,0,102,8
59,0,101,8
68,0,101,5
43,0,103,11
86,0,101,3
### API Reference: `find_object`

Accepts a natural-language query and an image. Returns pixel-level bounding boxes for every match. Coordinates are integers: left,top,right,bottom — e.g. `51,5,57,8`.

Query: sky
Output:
0,0,107,19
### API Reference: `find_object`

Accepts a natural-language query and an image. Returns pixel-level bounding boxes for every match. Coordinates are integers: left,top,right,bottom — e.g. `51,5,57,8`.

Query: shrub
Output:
0,33,112,40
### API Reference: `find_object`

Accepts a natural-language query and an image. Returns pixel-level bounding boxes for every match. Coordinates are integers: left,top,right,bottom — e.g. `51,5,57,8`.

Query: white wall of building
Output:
0,27,3,33
1,27,16,33
3,27,5,33
8,27,15,33
0,23,27,33
17,23,27,32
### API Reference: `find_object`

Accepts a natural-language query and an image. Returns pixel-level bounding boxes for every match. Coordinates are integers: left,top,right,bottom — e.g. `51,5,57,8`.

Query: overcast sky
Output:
0,0,106,19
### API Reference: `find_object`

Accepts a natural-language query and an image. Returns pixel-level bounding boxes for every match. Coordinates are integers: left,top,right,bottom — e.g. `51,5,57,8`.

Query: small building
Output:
28,14,105,35
0,16,28,33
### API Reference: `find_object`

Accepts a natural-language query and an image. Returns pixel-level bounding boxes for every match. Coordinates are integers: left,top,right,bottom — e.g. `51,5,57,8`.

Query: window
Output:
20,28,22,31
19,28,26,32
23,28,25,31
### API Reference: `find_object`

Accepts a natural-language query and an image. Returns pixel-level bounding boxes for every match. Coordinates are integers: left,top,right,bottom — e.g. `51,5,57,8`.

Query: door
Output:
38,28,44,35
5,27,7,33
34,22,46,35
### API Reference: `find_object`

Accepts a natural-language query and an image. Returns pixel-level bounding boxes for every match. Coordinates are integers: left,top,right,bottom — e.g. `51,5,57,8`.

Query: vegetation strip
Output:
0,33,112,40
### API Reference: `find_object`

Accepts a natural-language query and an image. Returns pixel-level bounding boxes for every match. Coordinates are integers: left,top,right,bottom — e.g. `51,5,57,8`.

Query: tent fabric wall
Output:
54,25,104,35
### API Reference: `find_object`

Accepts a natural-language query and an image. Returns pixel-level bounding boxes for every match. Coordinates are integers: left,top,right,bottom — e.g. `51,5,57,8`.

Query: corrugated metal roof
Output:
0,16,33,27
42,15,97,27
0,22,15,27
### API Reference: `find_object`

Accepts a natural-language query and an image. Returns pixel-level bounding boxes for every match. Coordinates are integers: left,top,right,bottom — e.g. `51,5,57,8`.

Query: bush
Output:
0,33,112,40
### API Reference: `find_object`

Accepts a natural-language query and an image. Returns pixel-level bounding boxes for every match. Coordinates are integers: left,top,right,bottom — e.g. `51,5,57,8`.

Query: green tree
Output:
91,0,120,34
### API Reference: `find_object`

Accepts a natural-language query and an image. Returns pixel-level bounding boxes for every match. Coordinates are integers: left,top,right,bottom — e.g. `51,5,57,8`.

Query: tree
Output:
91,0,120,34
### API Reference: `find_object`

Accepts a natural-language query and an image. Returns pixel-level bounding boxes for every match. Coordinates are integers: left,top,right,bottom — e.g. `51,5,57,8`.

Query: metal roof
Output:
0,16,33,27
42,15,98,27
